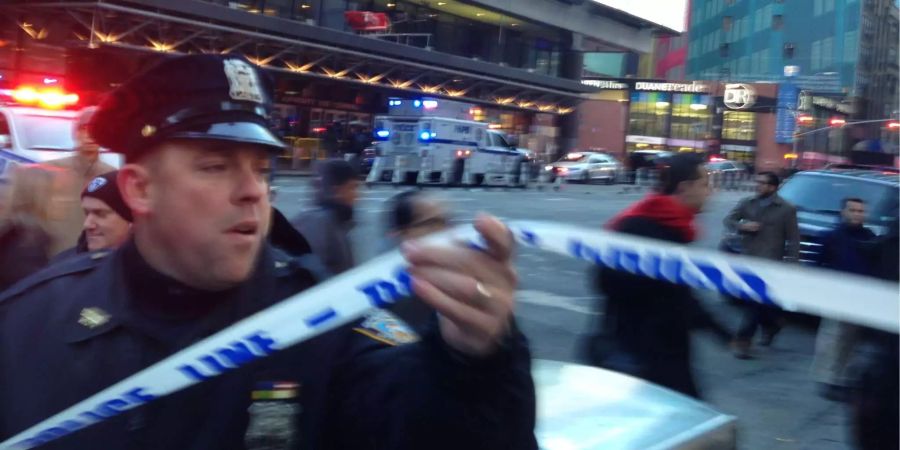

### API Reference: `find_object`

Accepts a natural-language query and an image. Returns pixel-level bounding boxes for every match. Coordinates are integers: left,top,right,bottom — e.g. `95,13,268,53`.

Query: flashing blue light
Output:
376,130,390,138
414,100,422,108
419,131,432,140
388,99,403,106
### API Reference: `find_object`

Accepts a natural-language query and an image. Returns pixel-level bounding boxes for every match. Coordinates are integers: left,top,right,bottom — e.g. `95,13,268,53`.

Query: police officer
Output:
0,55,536,450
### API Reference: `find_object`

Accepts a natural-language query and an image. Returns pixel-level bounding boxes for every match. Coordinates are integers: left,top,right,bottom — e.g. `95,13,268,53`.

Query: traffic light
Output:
829,117,846,127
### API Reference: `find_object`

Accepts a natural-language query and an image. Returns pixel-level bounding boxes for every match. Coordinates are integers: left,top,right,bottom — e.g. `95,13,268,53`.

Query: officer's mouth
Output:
225,221,260,240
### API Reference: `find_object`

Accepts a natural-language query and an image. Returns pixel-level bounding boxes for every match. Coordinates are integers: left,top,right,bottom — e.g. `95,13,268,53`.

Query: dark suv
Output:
778,165,899,265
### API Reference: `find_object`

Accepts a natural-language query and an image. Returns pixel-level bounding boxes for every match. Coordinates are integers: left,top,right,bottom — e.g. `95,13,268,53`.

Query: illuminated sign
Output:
634,82,708,93
581,79,629,90
724,84,757,110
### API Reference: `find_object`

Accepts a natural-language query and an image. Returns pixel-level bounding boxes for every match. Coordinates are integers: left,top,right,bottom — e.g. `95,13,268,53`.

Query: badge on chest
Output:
245,381,301,450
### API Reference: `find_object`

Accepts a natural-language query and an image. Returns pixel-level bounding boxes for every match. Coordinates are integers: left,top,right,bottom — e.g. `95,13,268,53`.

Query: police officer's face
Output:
122,140,272,290
82,197,131,251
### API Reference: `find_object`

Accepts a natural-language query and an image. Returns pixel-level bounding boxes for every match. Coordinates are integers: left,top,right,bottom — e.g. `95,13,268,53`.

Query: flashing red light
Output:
11,86,79,109
797,114,814,124
829,117,846,127
887,121,900,130
312,127,327,133
709,156,726,162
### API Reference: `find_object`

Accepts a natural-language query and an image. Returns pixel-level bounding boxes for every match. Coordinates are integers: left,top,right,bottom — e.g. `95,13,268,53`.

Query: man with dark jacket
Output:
812,198,877,400
0,54,536,450
725,172,800,358
291,160,359,276
593,153,731,398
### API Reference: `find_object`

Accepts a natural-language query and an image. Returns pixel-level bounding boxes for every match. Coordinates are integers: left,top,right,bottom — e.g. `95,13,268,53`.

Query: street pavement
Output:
273,177,854,450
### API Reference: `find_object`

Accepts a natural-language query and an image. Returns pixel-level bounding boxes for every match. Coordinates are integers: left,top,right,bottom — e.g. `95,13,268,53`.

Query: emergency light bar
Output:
6,86,79,110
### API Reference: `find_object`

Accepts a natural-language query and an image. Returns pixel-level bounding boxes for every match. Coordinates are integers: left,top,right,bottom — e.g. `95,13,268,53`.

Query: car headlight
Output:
544,165,553,171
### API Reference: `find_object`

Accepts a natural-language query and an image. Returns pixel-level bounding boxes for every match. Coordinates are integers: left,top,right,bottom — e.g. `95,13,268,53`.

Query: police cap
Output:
90,54,285,160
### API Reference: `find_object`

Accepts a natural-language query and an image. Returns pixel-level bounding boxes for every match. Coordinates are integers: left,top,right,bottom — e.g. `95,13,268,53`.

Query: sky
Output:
591,0,689,33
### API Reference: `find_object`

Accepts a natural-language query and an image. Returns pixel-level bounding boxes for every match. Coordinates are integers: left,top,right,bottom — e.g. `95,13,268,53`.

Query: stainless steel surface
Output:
534,360,737,450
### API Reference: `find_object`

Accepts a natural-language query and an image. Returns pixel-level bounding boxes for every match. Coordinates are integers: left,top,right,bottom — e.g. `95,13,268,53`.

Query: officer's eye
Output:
200,163,228,174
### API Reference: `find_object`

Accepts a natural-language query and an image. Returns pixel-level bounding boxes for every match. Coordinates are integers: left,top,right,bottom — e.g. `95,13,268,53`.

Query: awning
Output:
2,0,593,114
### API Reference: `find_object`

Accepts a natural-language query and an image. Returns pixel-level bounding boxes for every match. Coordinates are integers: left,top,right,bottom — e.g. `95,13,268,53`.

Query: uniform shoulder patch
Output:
0,251,107,303
353,310,419,346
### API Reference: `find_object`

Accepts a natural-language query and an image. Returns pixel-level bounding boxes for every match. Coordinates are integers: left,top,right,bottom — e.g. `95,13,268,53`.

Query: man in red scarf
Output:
591,152,731,398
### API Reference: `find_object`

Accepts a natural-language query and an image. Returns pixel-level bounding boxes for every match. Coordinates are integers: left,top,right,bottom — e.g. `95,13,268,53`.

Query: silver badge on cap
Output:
87,177,107,193
224,59,264,103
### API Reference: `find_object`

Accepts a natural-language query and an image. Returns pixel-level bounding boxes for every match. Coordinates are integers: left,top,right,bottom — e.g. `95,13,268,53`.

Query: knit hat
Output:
81,170,133,222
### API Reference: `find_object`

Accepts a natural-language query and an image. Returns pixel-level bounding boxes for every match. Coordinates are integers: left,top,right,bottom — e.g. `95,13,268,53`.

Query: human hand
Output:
403,214,517,357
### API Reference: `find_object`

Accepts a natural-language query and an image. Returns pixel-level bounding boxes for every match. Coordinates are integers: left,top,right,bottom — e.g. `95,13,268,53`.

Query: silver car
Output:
544,152,622,184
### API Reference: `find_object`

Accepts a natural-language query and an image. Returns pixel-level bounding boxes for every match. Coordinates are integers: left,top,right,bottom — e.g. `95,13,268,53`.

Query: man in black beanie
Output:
78,170,132,252
291,159,360,275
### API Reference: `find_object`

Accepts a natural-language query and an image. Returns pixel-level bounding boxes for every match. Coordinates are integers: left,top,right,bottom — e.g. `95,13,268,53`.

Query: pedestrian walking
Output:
0,54,536,450
591,152,732,398
725,171,800,359
290,159,360,276
811,198,877,401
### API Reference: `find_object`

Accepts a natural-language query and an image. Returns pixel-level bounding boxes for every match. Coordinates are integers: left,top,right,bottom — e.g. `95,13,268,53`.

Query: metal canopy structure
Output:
2,1,592,114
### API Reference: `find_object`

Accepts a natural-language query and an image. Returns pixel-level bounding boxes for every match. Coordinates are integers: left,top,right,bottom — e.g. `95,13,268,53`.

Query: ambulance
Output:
0,85,122,184
366,98,528,187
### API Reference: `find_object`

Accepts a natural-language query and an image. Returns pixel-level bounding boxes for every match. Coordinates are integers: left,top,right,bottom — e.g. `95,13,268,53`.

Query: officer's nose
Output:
232,158,268,206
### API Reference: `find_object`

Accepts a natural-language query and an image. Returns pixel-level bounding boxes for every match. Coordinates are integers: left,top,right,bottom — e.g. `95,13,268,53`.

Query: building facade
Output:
686,0,897,117
0,0,681,163
577,78,815,171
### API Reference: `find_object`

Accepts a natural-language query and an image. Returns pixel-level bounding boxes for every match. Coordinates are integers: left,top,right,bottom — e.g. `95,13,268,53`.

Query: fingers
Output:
409,266,512,316
403,242,516,290
411,276,497,334
473,214,515,262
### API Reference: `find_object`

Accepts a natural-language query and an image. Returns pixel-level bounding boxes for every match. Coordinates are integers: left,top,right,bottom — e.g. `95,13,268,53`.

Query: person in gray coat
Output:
724,171,800,359
291,159,360,275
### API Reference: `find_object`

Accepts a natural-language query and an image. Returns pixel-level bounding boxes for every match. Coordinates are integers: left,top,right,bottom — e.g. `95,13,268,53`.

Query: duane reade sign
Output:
724,84,757,110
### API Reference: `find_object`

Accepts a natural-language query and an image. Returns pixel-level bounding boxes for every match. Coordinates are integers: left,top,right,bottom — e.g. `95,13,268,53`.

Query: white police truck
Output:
0,86,121,182
366,98,528,187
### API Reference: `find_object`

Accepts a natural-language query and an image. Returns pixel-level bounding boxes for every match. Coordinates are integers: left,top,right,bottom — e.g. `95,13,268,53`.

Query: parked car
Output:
543,151,622,184
623,150,673,184
777,164,899,265
706,159,748,176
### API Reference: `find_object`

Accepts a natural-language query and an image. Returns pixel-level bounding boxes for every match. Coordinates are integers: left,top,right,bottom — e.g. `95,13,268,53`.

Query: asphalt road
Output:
273,178,855,450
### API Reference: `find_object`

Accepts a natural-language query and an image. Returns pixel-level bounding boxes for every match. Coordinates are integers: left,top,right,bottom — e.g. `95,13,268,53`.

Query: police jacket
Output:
0,239,537,450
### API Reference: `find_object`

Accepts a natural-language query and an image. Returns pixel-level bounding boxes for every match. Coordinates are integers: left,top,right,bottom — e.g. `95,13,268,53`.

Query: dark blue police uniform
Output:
0,54,537,450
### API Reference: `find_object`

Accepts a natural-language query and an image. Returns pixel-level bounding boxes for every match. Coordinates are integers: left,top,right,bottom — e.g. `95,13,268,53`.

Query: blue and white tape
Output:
2,221,897,449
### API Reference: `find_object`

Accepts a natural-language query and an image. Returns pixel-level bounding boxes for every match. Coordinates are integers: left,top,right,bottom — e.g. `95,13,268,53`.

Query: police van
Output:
0,85,122,184
366,98,528,187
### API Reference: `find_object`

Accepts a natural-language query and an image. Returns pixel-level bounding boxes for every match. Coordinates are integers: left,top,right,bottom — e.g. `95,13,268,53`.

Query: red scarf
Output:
606,194,699,242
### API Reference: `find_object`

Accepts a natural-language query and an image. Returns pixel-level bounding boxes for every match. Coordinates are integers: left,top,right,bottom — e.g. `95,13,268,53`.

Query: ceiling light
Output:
476,12,485,16
437,1,446,5
510,23,519,27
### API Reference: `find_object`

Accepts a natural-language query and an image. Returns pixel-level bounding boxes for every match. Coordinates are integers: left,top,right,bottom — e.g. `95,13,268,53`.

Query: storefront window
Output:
669,94,712,140
628,91,671,137
722,111,756,141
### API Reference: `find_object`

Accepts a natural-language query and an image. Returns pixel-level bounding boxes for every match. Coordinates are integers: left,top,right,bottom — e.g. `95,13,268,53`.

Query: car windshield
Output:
561,153,590,163
18,115,76,151
707,162,730,170
779,173,899,223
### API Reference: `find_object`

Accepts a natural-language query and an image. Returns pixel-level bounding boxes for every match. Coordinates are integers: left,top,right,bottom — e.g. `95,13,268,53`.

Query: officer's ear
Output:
119,163,152,218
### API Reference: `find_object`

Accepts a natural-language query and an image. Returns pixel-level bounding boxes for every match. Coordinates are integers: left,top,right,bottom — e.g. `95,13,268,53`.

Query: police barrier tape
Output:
2,221,897,449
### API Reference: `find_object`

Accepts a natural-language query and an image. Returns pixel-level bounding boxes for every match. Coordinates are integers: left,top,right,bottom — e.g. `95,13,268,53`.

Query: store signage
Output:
634,82,708,93
724,84,757,110
581,79,629,90
625,135,666,145
775,83,799,144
